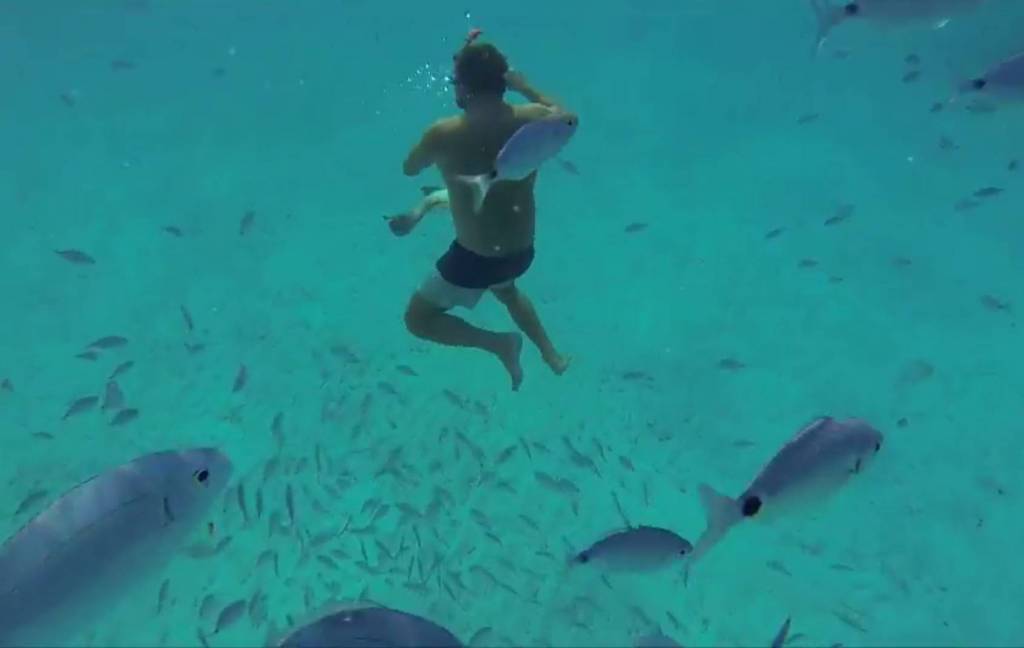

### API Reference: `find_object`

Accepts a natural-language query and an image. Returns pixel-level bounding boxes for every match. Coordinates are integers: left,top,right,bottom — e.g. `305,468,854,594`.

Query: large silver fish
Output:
457,111,578,213
571,525,692,572
0,448,233,647
957,51,1024,103
274,605,463,647
688,417,882,570
811,0,985,53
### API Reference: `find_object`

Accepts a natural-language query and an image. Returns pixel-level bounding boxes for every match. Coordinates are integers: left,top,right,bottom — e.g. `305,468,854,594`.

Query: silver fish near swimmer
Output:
811,0,984,53
274,605,463,647
457,111,578,213
0,448,233,647
571,525,692,572
688,417,882,571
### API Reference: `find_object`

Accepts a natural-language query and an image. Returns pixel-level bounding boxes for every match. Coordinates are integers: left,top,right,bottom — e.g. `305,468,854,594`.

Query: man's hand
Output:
383,213,421,237
504,69,530,94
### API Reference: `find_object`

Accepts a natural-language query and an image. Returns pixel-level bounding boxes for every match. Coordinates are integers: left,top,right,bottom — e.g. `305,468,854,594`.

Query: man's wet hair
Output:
453,43,508,96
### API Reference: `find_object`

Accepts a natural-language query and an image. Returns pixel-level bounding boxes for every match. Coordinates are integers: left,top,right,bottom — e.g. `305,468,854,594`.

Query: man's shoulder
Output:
513,102,558,121
427,115,463,136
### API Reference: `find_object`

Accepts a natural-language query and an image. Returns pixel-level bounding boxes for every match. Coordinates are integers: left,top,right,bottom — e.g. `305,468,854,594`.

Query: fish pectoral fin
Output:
162,496,176,525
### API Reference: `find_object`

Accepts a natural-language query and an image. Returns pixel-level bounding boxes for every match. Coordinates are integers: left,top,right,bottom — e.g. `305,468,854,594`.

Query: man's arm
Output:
402,122,442,176
505,70,566,112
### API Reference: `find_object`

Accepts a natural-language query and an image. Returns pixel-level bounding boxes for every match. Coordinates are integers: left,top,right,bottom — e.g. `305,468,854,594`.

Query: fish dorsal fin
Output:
794,416,832,439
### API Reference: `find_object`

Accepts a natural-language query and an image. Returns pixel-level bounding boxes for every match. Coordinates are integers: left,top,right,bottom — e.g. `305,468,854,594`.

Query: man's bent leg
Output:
491,283,570,375
404,292,524,390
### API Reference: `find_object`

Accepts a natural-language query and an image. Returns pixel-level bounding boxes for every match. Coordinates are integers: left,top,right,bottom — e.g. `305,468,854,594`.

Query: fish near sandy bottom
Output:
688,417,883,571
274,605,463,647
0,448,233,647
571,525,693,572
810,0,984,53
458,111,578,213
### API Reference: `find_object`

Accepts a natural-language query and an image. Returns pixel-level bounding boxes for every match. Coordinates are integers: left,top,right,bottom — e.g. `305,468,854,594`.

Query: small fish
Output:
625,222,649,233
55,249,95,265
255,488,264,519
213,599,246,634
180,306,194,333
32,432,53,440
1008,159,1018,171
929,101,945,113
824,204,854,226
156,579,170,614
937,135,958,151
88,336,128,350
162,225,183,237
59,91,77,107
15,490,49,516
75,351,98,361
905,53,921,66
958,51,1024,103
718,358,745,371
771,617,792,648
558,158,580,175
62,396,98,420
1,378,12,392
108,360,134,381
240,210,255,236
395,364,418,377
634,631,683,648
765,227,785,239
571,526,692,572
901,70,921,83
236,483,249,523
457,112,578,213
954,197,981,212
232,365,247,392
689,417,883,571
285,484,296,524
973,186,1003,198
798,258,819,268
101,381,124,410
980,294,1010,312
110,408,139,426
110,59,135,71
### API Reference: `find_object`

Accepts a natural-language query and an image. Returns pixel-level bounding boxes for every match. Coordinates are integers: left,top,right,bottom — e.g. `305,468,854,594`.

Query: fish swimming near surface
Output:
272,604,463,647
571,525,692,572
458,112,578,213
810,0,985,54
688,417,882,573
956,51,1024,103
0,448,233,647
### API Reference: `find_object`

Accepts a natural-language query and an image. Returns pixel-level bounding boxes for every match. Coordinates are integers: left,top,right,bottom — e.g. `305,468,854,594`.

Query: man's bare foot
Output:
543,351,571,375
496,333,524,390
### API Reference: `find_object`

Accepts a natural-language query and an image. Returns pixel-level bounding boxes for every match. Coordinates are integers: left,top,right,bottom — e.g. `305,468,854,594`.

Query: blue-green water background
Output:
1,0,1022,645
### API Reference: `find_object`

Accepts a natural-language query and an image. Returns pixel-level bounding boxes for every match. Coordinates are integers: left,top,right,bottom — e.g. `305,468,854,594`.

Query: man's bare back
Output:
422,102,559,258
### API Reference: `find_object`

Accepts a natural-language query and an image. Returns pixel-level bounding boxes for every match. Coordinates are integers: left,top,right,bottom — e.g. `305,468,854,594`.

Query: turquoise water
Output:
1,1,1022,646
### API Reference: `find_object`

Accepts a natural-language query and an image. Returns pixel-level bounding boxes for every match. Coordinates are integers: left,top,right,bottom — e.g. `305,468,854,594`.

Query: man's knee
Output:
404,293,442,335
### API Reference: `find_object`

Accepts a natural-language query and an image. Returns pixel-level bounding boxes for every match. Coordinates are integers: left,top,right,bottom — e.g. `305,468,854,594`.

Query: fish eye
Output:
972,78,987,90
844,2,859,15
193,468,210,484
874,441,881,452
741,495,762,517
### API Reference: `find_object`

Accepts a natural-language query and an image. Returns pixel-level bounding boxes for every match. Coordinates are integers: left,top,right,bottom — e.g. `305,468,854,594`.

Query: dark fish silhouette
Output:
55,250,95,265
62,396,98,420
275,605,463,647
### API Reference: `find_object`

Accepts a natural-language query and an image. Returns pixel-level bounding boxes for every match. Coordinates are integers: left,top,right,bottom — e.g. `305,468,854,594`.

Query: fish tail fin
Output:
685,483,741,579
808,0,840,57
456,171,495,213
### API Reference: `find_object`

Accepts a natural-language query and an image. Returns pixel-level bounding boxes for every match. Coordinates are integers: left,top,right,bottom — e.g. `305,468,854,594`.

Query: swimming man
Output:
390,41,575,390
